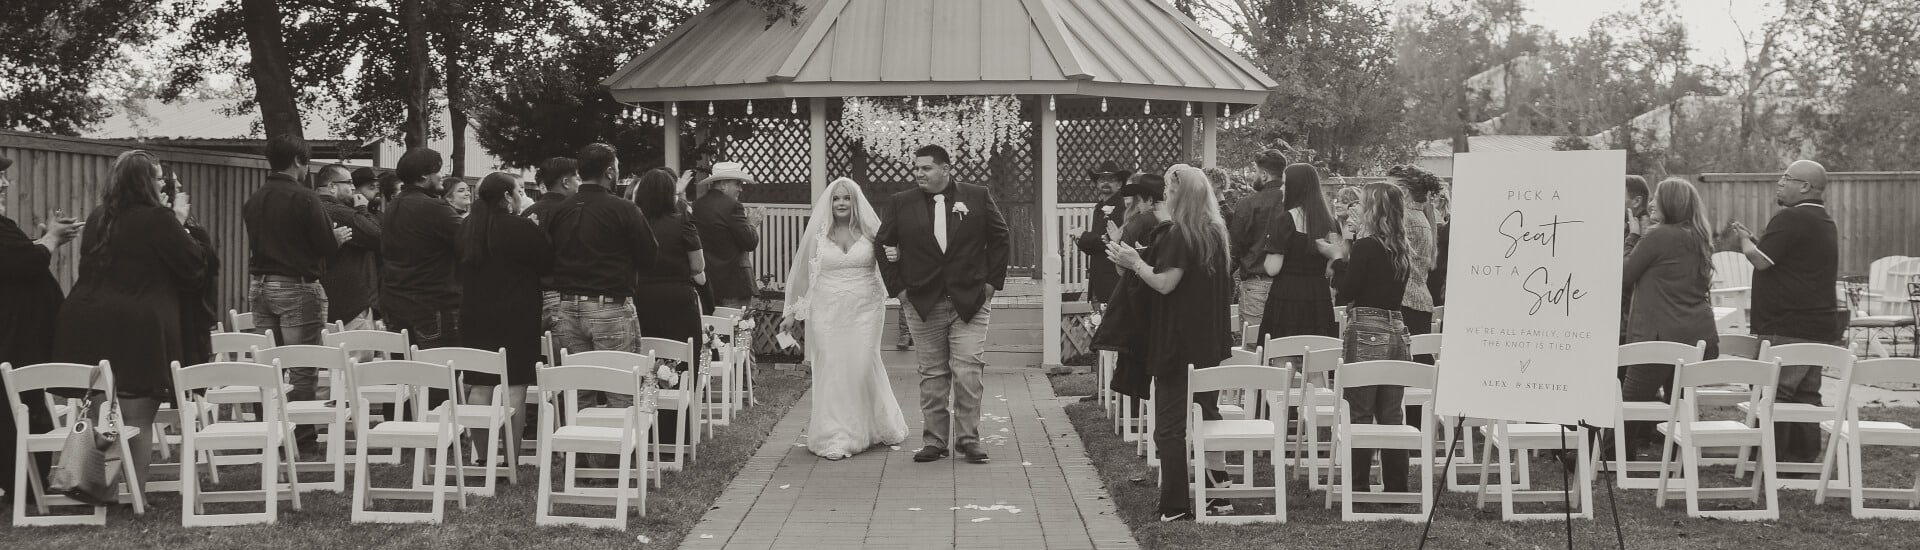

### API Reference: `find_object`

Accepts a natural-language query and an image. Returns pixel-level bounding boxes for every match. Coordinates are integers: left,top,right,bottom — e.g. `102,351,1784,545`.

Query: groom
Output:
878,144,1011,464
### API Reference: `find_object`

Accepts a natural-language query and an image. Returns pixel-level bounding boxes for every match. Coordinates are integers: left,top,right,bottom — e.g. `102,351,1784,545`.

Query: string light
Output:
1047,95,1055,112
670,103,678,117
708,101,715,115
915,96,924,111
1144,101,1151,115
791,99,798,114
1100,97,1107,113
747,101,754,115
1184,102,1192,117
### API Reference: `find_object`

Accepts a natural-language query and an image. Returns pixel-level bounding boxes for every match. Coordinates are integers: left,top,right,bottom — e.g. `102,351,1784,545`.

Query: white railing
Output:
746,202,1098,294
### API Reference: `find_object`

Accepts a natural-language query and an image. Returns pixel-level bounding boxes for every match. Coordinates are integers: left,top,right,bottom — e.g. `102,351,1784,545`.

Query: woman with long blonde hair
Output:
1618,177,1721,459
1106,164,1234,521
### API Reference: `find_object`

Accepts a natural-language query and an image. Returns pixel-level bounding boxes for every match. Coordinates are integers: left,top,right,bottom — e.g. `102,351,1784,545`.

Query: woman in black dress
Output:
1106,165,1234,522
632,168,705,442
52,150,215,490
457,172,553,454
1257,163,1344,343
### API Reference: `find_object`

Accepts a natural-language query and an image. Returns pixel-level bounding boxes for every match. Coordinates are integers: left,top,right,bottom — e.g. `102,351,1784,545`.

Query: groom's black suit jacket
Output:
876,181,1011,324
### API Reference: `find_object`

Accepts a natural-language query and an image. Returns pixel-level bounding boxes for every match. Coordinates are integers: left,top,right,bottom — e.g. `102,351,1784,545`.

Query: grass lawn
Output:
1057,377,1920,550
0,365,808,549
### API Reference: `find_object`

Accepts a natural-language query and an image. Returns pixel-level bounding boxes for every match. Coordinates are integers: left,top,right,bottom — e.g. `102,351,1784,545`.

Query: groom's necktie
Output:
933,194,949,253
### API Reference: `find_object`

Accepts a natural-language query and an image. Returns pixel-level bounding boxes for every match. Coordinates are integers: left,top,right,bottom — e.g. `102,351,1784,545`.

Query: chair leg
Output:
1683,442,1703,517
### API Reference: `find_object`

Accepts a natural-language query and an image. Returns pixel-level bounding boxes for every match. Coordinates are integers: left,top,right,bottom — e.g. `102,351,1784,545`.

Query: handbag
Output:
46,365,135,506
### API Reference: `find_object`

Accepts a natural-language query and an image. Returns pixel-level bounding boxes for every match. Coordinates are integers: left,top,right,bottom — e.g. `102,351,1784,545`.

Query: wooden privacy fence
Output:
1689,172,1920,277
745,202,1096,293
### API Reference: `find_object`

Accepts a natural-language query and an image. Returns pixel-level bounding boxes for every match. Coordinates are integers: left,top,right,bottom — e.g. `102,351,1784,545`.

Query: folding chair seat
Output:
1606,340,1706,489
254,345,353,492
535,362,653,528
559,349,664,489
1259,336,1341,489
170,361,302,526
1190,364,1291,523
1735,343,1851,489
1327,359,1436,522
348,360,466,524
3,361,147,526
699,315,739,436
1474,421,1594,520
1655,357,1782,520
1815,357,1920,518
413,346,519,497
322,328,412,464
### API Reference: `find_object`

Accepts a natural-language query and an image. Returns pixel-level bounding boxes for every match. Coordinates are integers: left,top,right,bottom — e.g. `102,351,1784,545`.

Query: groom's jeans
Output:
906,297,991,450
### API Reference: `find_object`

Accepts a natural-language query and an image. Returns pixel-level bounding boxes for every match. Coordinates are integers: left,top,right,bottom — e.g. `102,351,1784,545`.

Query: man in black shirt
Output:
1073,161,1131,309
1228,149,1288,334
380,148,464,350
1730,159,1841,467
525,156,578,332
243,135,351,429
547,143,658,408
316,164,382,333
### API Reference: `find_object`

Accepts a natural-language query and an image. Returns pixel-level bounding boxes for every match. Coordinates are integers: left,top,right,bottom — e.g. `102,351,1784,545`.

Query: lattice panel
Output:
700,116,812,185
1057,106,1191,204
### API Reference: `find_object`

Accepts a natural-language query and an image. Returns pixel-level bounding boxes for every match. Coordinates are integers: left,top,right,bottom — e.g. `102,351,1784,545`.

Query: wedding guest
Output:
457,172,552,459
1074,161,1132,308
693,162,763,309
444,177,473,217
1336,181,1416,496
317,164,382,333
381,148,464,350
525,157,579,332
1621,175,1652,345
1428,183,1451,307
546,143,658,409
1118,175,1167,244
1729,160,1840,470
377,171,401,206
1385,165,1440,364
1228,149,1288,334
243,135,347,449
1098,174,1168,424
633,168,705,442
1619,178,1722,459
0,154,80,497
1257,163,1342,344
351,167,382,216
1106,165,1233,522
52,150,215,490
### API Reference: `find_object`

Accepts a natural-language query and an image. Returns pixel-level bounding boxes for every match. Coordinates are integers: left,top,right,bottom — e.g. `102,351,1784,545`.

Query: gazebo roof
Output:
603,0,1276,105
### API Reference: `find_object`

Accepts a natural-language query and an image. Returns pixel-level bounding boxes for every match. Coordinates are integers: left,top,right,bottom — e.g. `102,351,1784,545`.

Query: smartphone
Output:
161,168,180,203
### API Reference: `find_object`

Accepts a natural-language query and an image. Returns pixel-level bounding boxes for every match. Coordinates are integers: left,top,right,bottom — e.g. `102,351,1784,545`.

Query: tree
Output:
0,0,164,135
241,0,305,141
1390,0,1544,150
1776,0,1920,171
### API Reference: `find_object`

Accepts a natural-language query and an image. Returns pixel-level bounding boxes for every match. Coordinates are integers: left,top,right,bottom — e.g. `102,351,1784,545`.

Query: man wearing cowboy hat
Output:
1074,161,1132,307
693,161,764,308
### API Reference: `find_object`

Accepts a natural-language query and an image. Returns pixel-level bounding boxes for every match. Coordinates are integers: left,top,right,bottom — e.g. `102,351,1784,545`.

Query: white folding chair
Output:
322,328,411,464
228,310,257,334
1474,420,1594,520
254,345,353,493
1099,350,1118,429
1655,357,1782,520
1735,342,1851,489
520,331,557,465
3,361,147,526
1241,323,1261,349
711,307,757,407
1189,364,1291,523
412,346,518,497
205,331,278,426
349,359,466,523
535,362,652,528
699,315,739,434
639,337,705,471
1608,340,1706,489
560,349,663,488
1328,359,1436,522
1816,357,1920,518
1259,335,1342,489
170,360,303,526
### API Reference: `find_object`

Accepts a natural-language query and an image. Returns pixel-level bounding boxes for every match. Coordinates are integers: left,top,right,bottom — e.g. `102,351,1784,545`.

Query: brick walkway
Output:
681,350,1137,550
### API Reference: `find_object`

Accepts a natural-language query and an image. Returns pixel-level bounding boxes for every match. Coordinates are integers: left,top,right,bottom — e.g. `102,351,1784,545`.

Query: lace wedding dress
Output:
795,233,909,459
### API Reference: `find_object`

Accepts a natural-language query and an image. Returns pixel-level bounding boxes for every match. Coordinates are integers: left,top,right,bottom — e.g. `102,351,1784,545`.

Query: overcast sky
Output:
1515,0,1780,66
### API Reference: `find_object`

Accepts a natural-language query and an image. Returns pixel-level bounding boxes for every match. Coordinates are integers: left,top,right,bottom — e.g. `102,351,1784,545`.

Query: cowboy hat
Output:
696,161,757,187
1089,160,1133,183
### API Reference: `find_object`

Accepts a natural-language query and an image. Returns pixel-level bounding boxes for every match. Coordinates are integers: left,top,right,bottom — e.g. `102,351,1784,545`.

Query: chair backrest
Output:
1411,333,1442,357
1230,347,1260,366
701,315,734,337
536,364,644,399
1843,358,1920,389
350,360,458,392
639,337,695,364
712,307,745,320
211,331,276,361
1189,364,1292,395
324,328,411,359
1717,334,1765,359
1616,340,1706,367
255,345,351,376
1866,256,1917,300
1711,251,1753,288
1299,347,1341,378
560,349,655,373
1241,323,1261,347
1672,358,1780,390
1336,360,1436,391
412,346,510,377
1431,305,1445,332
228,310,256,333
172,361,281,396
1763,342,1852,373
1,361,112,396
1260,335,1342,364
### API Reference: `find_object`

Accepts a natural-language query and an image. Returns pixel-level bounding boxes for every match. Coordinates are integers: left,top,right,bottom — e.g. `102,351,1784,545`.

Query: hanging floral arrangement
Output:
840,96,1024,161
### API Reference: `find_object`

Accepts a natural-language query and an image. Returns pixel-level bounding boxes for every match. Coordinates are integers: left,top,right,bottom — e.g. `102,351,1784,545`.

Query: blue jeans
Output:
1341,306,1411,492
555,299,641,408
905,298,990,450
250,278,327,402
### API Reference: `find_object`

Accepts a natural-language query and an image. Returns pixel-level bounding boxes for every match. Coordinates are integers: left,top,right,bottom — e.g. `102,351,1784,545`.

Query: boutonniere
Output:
952,201,970,219
1099,205,1114,216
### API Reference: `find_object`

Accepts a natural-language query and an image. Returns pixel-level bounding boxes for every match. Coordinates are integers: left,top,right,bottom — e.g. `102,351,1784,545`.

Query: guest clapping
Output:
0,154,79,497
1618,178,1722,459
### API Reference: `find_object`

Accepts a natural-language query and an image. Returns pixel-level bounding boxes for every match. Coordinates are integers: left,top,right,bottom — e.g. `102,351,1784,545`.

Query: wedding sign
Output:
1434,150,1626,426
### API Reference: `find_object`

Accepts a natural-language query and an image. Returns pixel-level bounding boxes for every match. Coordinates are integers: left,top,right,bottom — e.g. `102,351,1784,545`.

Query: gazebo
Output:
604,0,1274,369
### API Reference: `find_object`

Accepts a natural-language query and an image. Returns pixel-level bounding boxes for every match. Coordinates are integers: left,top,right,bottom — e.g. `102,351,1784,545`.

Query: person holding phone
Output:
0,154,83,497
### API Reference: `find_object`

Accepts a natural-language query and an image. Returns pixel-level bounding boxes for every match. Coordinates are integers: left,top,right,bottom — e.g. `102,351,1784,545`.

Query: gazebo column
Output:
1202,101,1219,169
1040,96,1062,370
663,107,682,171
809,97,828,200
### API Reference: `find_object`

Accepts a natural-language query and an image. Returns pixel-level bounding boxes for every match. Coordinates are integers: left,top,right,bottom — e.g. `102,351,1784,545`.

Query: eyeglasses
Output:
1779,175,1809,186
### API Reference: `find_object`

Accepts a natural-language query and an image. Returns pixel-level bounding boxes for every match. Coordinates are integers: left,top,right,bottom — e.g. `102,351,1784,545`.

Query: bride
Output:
780,177,909,460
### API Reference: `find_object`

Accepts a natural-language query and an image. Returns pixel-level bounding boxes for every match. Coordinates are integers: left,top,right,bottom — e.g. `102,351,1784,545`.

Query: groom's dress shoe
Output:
913,446,949,462
959,443,990,464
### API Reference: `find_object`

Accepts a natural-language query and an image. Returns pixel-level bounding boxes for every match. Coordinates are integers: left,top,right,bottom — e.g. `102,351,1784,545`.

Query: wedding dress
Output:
786,178,909,460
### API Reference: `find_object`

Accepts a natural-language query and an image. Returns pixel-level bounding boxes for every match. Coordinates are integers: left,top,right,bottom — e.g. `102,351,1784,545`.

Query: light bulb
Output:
916,96,924,110
708,101,715,115
1100,98,1107,113
1185,102,1192,117
1144,101,1151,115
671,103,678,117
791,99,798,114
1047,95,1055,112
